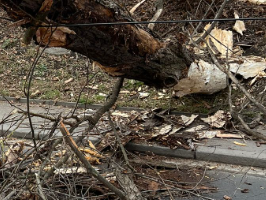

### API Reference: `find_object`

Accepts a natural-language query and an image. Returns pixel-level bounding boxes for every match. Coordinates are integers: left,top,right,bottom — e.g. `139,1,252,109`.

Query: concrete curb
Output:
3,120,266,168
125,139,266,168
126,142,195,159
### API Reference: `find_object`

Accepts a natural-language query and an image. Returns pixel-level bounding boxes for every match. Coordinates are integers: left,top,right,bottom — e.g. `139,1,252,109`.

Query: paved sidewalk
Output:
1,99,266,200
0,100,100,142
1,99,266,168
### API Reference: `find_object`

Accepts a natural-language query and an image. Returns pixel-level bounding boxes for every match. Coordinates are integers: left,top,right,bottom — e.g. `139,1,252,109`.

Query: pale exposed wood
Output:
130,0,146,14
148,0,163,30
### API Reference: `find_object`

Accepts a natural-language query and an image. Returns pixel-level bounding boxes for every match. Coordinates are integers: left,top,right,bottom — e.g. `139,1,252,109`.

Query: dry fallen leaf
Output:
197,130,221,139
233,141,246,146
216,133,243,139
233,11,246,35
112,111,130,118
201,110,231,128
239,0,266,4
159,124,172,135
36,26,76,47
229,56,266,79
203,24,233,56
64,77,74,84
241,188,249,193
180,114,198,126
152,124,172,138
148,181,159,196
52,77,60,81
208,165,218,170
223,195,232,200
4,142,24,167
139,92,150,99
31,90,41,97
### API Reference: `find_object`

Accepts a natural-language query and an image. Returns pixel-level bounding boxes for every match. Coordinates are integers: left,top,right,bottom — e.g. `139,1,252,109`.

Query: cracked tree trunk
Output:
0,0,193,88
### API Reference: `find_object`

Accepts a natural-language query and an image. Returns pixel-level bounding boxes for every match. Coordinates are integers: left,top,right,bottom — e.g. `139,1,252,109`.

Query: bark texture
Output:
0,0,192,87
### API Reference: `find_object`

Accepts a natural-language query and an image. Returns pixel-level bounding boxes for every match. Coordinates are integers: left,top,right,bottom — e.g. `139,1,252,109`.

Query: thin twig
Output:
17,110,74,126
192,0,215,36
59,121,127,200
2,190,16,200
35,172,48,200
71,64,98,116
23,23,59,152
107,111,133,171
155,170,174,200
195,0,229,44
237,114,266,140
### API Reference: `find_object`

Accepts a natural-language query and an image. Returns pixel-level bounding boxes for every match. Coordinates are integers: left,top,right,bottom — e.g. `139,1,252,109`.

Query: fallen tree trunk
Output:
0,0,193,88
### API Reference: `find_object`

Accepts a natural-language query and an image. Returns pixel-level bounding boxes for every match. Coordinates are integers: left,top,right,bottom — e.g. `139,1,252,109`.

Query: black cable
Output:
2,16,266,26
38,17,266,27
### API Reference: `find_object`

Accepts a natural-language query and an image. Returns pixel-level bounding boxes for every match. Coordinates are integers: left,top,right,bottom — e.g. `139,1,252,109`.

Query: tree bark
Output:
0,0,193,88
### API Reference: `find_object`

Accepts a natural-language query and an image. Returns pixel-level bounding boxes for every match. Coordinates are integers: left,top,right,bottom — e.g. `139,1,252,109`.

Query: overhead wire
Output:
1,16,266,27
38,17,266,27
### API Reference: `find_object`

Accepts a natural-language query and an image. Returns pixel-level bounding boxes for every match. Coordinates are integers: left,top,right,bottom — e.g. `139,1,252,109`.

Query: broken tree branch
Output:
59,121,127,200
115,168,146,200
148,0,163,30
130,0,146,14
1,0,191,87
43,78,124,180
35,172,47,200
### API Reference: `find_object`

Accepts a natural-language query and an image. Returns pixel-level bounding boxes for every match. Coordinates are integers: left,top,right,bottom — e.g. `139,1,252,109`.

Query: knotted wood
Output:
1,0,193,87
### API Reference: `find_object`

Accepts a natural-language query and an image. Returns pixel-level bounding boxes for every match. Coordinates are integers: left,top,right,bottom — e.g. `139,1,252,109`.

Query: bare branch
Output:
130,0,146,14
35,172,48,200
59,121,127,200
195,0,229,44
148,0,163,30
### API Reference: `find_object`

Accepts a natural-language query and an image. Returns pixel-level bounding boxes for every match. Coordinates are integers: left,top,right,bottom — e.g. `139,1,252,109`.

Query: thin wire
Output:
1,16,266,26
38,17,266,27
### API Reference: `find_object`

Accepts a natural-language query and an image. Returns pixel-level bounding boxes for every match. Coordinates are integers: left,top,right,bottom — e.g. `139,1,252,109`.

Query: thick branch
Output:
0,0,191,88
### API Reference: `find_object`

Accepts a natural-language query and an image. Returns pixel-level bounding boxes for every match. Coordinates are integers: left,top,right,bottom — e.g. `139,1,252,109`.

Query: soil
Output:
0,0,265,114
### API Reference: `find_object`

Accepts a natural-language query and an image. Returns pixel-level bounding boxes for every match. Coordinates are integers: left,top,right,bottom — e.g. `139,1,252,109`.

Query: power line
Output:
2,16,266,26
38,17,266,27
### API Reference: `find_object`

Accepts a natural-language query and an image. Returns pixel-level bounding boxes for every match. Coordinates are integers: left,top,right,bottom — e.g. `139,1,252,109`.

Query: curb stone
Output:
125,142,195,159
125,139,266,168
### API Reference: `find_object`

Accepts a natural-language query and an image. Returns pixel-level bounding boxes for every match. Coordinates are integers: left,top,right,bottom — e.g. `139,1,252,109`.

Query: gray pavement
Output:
0,100,100,141
1,99,266,200
1,99,266,167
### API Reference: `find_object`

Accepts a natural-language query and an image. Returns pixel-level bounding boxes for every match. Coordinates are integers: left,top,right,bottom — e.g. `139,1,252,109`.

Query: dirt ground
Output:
0,0,265,115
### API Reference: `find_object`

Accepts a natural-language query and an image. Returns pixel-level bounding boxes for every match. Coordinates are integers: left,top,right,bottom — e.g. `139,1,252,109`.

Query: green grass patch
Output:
42,90,61,99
